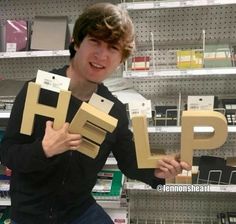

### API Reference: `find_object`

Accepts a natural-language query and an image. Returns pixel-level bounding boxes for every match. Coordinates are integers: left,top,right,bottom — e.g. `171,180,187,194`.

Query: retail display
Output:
131,56,150,70
176,50,203,69
218,212,236,224
197,156,236,184
221,98,236,125
154,105,177,126
92,170,124,200
5,20,28,52
1,0,236,223
30,16,67,50
204,44,232,68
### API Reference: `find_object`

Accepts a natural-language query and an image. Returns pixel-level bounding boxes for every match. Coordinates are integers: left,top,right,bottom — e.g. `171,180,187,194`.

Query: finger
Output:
162,158,181,172
158,166,171,176
180,161,192,171
46,120,53,128
70,146,79,150
68,133,83,141
168,159,182,174
158,160,178,176
69,139,83,147
62,122,70,130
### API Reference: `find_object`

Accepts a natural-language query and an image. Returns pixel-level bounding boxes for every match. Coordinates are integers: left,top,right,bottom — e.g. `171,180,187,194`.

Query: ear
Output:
74,44,79,51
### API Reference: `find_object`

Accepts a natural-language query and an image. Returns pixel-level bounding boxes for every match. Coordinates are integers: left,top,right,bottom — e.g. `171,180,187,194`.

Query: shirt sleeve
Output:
0,82,51,173
111,104,165,188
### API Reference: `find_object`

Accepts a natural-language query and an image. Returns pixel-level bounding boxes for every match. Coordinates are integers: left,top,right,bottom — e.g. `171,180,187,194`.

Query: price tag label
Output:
207,0,216,4
52,51,59,56
154,2,161,8
148,70,155,76
25,51,32,57
123,71,132,77
6,43,16,52
180,1,187,6
36,70,70,93
128,100,152,119
180,70,187,75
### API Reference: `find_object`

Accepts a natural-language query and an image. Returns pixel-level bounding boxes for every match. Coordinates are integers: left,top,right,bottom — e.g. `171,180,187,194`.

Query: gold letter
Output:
132,115,174,168
68,102,118,158
20,82,71,135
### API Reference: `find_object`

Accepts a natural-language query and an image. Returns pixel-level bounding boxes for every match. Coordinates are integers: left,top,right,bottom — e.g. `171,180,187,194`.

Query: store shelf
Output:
0,112,11,119
148,126,236,133
0,198,11,206
1,110,236,133
97,200,124,209
119,0,236,10
123,67,236,78
0,50,70,59
0,197,124,208
125,181,236,192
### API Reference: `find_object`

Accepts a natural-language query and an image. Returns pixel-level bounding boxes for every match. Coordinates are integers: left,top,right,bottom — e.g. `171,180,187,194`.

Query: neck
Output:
67,65,98,101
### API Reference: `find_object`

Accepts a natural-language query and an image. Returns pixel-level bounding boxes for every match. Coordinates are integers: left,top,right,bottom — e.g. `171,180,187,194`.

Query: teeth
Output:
91,62,104,69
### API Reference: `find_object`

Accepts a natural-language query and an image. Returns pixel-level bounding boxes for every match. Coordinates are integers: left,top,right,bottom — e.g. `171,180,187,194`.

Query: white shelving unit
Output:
122,1,236,223
1,0,236,223
0,50,69,59
119,0,236,10
123,67,236,78
125,182,236,193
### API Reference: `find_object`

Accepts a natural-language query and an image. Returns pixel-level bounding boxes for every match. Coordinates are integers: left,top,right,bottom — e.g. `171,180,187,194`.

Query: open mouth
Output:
90,62,105,69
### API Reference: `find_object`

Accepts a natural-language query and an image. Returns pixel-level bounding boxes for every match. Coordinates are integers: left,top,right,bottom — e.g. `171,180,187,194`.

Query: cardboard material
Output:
68,102,118,158
31,16,67,50
181,110,227,166
180,110,227,183
20,82,118,159
20,82,71,135
88,93,114,114
132,115,175,168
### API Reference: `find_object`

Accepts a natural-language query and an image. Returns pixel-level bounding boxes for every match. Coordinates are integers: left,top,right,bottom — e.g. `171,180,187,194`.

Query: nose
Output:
94,44,109,60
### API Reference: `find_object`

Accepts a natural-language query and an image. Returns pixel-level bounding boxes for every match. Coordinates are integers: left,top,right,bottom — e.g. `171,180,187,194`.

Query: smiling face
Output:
72,35,122,84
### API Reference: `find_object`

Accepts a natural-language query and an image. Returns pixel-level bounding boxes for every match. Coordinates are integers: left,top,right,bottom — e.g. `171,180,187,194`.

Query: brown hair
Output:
69,2,135,61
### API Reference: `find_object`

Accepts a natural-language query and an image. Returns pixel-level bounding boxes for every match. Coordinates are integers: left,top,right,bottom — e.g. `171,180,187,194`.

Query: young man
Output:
0,3,190,224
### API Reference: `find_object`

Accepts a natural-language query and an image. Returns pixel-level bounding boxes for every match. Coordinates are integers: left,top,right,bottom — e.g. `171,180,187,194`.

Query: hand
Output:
42,121,83,158
154,155,191,179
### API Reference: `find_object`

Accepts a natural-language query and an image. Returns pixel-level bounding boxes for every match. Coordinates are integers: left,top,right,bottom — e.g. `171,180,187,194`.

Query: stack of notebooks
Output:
92,170,124,201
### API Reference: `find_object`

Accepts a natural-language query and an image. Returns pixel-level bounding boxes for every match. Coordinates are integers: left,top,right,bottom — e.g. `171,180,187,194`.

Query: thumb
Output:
45,120,53,130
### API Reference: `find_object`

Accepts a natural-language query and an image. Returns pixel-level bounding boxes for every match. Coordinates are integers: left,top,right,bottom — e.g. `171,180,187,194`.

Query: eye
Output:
110,45,120,51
